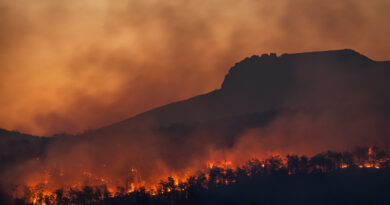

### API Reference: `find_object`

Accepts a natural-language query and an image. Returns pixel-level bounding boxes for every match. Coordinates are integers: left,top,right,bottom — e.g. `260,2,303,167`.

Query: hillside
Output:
0,129,48,172
83,49,390,144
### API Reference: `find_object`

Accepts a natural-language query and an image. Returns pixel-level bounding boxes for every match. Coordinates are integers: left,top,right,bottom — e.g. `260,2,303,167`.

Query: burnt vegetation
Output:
6,147,390,205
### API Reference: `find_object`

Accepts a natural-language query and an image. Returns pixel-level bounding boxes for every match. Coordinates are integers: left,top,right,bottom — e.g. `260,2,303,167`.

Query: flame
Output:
9,147,390,205
207,160,233,169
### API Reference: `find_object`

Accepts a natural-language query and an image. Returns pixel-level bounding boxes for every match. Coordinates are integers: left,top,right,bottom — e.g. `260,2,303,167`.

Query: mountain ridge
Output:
94,48,389,135
1,49,389,138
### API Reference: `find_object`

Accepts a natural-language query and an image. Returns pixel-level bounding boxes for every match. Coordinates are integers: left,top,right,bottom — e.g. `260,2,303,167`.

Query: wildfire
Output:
8,147,390,205
340,164,348,169
207,160,233,169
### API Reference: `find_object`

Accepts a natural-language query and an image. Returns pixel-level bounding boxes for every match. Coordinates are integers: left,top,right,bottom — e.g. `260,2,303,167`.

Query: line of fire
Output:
11,146,390,205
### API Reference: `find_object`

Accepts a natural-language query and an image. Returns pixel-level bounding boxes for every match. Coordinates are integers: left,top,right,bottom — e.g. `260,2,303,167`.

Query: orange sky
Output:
0,0,390,136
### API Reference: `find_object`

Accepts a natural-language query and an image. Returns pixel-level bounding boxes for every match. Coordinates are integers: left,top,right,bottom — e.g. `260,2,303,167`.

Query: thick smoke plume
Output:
1,0,390,136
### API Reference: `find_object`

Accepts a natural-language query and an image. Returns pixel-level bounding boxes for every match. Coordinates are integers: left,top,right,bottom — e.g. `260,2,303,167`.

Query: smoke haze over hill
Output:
1,0,390,136
1,50,389,200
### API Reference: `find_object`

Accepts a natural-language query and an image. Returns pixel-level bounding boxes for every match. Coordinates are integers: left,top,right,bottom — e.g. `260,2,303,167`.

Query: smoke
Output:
1,0,390,136
1,1,390,200
3,52,390,199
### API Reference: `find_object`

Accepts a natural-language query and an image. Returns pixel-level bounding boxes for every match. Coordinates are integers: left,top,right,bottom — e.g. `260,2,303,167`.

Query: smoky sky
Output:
1,0,390,136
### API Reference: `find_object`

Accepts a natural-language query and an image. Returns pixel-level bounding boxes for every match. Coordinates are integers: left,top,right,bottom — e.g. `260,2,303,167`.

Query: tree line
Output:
6,146,390,205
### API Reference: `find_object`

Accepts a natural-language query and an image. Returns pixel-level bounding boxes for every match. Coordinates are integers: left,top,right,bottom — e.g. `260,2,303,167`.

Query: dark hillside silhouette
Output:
0,129,48,172
81,49,390,151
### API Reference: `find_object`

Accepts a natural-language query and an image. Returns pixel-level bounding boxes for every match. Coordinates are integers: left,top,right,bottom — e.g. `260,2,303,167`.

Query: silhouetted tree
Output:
287,155,299,174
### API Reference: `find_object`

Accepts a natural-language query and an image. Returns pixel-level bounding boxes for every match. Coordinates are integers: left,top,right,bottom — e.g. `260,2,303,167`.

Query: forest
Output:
4,146,390,205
